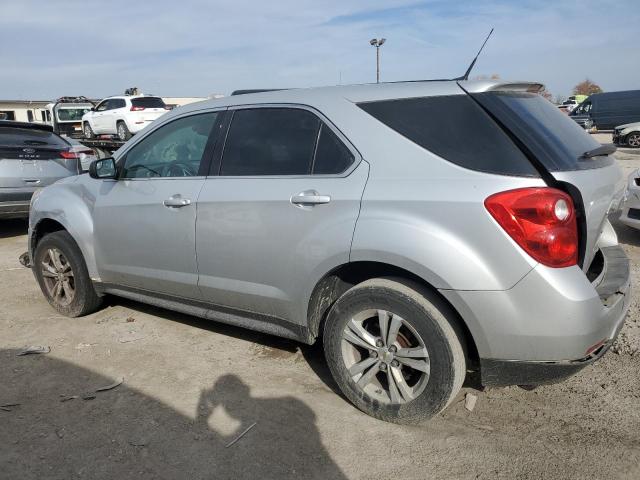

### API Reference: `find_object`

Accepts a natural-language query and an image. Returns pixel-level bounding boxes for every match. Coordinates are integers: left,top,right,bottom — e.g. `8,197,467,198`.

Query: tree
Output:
554,94,567,105
572,79,603,96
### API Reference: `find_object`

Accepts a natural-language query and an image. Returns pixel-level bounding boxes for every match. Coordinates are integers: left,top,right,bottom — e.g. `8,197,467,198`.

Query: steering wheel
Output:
163,161,196,177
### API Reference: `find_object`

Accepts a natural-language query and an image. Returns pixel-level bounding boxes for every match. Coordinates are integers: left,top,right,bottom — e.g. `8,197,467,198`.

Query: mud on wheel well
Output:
32,219,66,250
306,261,480,369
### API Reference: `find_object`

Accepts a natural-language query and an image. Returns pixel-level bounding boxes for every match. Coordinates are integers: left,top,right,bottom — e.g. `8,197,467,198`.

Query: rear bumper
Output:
479,337,616,386
0,191,33,218
127,120,154,134
440,245,631,386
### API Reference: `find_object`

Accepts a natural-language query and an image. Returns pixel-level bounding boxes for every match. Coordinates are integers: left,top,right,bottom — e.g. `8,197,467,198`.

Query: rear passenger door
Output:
195,106,369,323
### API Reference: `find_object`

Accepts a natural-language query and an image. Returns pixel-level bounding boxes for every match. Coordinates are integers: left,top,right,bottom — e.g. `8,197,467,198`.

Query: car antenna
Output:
454,28,494,81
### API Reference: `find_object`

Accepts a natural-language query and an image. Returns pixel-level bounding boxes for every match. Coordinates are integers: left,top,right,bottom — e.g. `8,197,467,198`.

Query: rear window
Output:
357,95,538,177
57,107,91,122
131,97,166,109
0,127,68,146
473,92,607,171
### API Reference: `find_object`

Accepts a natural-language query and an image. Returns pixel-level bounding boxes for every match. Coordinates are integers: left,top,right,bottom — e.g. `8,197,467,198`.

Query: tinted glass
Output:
131,97,166,109
474,92,606,171
122,112,218,178
313,125,354,174
358,95,537,176
220,108,320,176
0,127,68,146
96,101,108,112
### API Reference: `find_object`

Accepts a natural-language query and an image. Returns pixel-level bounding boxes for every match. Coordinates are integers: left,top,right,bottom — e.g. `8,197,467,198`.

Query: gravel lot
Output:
1,135,639,479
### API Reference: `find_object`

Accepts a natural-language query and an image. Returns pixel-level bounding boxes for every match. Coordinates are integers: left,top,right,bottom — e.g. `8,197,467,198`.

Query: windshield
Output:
473,92,608,171
56,107,91,122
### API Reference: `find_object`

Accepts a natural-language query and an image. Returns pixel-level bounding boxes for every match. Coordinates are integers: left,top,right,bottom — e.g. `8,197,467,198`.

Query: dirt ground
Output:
1,135,640,479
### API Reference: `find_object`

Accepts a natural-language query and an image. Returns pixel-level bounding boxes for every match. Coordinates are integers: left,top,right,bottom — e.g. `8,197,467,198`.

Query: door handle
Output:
291,190,331,206
23,179,41,184
163,195,192,208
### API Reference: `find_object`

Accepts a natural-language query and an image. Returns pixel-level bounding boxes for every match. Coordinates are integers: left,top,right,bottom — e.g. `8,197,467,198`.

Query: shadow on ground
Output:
0,348,347,479
0,219,28,239
107,296,343,397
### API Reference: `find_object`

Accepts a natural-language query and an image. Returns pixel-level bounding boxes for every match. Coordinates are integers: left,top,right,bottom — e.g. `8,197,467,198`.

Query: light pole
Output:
369,38,386,83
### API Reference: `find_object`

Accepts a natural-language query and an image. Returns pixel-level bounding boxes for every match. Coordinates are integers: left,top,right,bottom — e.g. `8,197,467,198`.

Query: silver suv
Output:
28,80,631,424
0,121,88,219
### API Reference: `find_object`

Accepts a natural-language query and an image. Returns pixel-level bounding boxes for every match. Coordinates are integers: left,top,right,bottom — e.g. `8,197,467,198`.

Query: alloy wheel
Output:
118,124,126,140
341,309,430,404
40,248,75,307
628,133,640,148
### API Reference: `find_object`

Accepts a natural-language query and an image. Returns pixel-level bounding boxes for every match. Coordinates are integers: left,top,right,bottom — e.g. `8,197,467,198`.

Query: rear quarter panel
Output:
331,102,546,291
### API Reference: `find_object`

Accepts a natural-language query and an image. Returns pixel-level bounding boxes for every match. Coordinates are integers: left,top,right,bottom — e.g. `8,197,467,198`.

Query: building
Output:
0,100,50,123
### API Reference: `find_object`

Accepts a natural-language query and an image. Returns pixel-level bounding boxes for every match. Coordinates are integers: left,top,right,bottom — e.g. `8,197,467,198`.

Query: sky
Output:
1,0,638,100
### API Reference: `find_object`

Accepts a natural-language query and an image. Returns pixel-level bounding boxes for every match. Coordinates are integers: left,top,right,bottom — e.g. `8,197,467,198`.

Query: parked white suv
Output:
82,95,168,140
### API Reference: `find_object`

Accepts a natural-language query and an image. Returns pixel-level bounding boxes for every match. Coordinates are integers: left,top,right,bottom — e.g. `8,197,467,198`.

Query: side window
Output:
121,112,218,179
96,101,108,112
27,110,34,122
107,99,124,110
220,108,320,176
312,125,354,174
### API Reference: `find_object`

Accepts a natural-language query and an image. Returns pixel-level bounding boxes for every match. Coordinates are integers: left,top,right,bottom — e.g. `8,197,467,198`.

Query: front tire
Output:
323,277,466,424
117,121,132,141
33,231,102,317
627,132,640,148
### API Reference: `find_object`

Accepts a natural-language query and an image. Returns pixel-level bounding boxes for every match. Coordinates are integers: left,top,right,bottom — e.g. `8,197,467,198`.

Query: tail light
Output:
485,187,578,268
130,106,145,111
59,150,93,159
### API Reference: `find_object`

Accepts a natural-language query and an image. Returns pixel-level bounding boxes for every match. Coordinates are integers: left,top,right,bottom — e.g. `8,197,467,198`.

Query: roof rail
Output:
231,89,285,96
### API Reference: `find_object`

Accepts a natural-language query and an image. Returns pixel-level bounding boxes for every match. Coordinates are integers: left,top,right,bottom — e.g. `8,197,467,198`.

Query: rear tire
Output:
33,231,102,317
83,122,94,139
627,132,640,148
323,277,466,424
117,121,132,141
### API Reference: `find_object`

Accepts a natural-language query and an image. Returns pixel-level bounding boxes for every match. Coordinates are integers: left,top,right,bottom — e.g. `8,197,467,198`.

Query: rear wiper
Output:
581,143,617,159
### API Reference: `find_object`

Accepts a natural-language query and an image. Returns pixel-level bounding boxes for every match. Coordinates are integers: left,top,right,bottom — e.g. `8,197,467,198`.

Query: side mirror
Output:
90,107,95,111
89,158,117,179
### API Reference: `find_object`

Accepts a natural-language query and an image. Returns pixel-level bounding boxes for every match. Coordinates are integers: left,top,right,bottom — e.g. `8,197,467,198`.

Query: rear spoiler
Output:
0,120,53,132
459,81,545,94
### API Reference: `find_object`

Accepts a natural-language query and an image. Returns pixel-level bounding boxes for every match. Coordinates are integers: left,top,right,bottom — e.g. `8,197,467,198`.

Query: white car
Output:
613,122,640,148
620,169,640,229
82,95,168,141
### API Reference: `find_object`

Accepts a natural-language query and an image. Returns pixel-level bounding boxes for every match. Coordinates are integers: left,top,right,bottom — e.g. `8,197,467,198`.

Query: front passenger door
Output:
92,100,109,133
93,111,222,299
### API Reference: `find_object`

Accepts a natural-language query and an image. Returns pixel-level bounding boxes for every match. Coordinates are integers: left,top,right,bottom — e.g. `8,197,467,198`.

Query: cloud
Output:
0,0,638,99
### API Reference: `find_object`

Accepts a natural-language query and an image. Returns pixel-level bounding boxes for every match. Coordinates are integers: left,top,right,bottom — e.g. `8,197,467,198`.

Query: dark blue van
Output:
570,90,640,130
